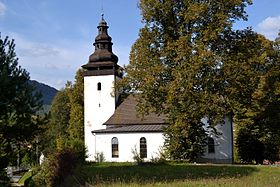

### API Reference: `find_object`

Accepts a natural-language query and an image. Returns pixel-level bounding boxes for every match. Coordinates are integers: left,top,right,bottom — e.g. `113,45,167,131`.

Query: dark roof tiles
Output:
92,124,166,134
104,95,167,125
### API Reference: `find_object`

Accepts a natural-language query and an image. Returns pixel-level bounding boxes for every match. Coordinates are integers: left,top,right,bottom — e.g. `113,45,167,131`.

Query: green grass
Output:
18,170,32,185
63,162,280,187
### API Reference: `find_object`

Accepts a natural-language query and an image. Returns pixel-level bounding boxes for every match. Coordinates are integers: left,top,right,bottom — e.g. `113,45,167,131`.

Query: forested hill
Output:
29,80,58,105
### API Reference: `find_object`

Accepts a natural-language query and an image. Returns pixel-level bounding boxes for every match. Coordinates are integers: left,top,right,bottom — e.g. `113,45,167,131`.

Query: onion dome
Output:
83,14,121,76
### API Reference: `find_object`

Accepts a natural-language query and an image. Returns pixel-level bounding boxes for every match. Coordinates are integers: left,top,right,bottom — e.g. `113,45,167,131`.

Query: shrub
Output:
150,147,167,164
21,153,32,168
0,169,10,187
64,138,87,163
236,126,268,164
32,165,47,186
94,152,105,163
32,147,82,187
132,146,144,165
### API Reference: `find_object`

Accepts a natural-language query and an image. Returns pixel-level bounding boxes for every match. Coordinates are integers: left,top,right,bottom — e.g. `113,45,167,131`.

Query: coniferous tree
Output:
0,35,42,167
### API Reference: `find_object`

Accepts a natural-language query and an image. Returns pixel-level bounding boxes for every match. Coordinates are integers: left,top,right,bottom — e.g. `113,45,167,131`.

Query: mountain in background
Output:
29,80,58,112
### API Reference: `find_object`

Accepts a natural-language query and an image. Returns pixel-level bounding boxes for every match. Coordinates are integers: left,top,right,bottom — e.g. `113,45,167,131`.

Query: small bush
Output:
94,152,105,163
21,153,32,168
0,169,10,187
32,148,82,187
132,146,144,165
150,148,167,164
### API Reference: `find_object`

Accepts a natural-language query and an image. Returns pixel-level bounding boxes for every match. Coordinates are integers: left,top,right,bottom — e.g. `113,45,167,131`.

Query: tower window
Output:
97,82,101,91
140,137,147,158
112,137,119,158
208,137,215,153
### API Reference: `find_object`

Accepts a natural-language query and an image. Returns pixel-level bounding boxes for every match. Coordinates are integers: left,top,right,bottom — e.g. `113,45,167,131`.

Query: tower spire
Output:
101,0,104,16
82,15,121,77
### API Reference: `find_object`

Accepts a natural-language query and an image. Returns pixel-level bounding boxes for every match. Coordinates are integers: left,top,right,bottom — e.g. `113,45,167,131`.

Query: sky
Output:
0,0,279,90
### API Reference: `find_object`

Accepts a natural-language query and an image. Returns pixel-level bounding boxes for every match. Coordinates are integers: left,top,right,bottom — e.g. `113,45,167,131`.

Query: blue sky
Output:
0,0,279,89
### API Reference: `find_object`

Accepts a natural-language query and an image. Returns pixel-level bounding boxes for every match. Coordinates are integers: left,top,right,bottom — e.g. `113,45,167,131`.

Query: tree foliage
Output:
46,87,71,149
32,147,84,187
118,0,279,162
68,69,84,141
118,0,253,161
0,35,43,167
235,35,280,163
42,69,84,153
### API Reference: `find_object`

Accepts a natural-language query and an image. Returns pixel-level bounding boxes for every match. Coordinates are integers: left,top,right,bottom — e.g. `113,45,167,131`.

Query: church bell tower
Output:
82,15,122,161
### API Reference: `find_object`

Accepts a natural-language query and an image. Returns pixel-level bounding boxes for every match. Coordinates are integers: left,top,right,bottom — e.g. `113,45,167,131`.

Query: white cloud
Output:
0,2,6,16
2,32,132,89
6,33,90,89
20,43,60,57
257,16,280,40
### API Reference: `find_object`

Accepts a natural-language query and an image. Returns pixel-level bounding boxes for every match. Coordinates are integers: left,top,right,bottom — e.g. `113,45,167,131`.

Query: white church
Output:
82,15,234,163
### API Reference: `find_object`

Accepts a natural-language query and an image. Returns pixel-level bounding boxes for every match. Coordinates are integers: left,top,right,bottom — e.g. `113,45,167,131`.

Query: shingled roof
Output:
104,94,167,125
92,124,166,134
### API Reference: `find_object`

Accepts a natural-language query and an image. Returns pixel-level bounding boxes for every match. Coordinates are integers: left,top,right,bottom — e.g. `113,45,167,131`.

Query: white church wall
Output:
200,117,233,163
94,132,164,162
84,75,116,161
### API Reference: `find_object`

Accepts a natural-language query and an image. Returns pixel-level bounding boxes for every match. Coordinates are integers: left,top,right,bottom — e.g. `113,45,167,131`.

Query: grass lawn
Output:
64,162,280,187
18,170,32,185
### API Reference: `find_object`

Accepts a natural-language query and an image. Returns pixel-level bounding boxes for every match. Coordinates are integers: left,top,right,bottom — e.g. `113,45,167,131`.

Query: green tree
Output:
0,134,10,185
42,69,84,154
0,35,42,168
235,33,280,163
68,69,84,141
46,87,71,150
119,0,252,161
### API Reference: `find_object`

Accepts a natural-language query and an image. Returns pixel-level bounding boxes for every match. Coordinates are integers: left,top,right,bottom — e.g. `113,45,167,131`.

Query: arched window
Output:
97,82,101,91
111,137,119,158
140,137,147,158
208,137,215,153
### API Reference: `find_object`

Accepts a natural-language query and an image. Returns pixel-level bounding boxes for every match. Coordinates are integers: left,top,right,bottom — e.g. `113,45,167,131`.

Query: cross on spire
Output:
101,0,104,16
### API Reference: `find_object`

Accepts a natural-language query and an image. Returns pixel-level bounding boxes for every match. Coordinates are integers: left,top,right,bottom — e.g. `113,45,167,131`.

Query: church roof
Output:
82,14,119,74
92,124,166,134
104,94,168,125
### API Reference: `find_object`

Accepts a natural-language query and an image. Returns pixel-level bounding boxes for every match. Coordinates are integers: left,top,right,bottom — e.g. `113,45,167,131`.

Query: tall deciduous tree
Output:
47,86,71,149
43,69,84,152
118,0,257,161
0,35,42,167
234,33,280,163
68,69,84,141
